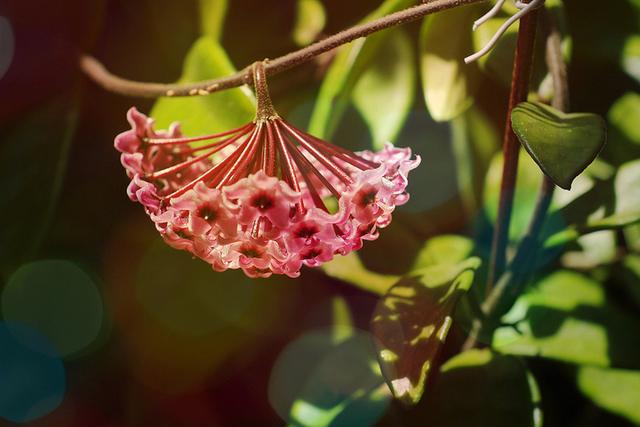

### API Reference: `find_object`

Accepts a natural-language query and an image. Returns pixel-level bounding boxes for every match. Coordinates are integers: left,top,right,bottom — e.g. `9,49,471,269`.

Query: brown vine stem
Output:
485,0,540,296
462,6,568,351
80,0,486,98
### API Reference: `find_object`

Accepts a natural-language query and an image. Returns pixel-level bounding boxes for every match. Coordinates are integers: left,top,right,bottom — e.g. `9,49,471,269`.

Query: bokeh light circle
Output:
0,322,66,423
268,329,390,426
1,260,104,358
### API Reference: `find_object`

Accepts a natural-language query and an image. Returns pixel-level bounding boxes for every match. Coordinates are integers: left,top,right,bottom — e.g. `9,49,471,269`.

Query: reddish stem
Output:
486,0,540,295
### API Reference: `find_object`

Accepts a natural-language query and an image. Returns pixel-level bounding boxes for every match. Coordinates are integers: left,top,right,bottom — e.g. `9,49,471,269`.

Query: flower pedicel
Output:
115,62,420,278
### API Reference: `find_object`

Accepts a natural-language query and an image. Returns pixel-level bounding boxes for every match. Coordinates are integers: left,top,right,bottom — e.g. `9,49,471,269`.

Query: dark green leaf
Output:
0,93,78,277
199,0,227,39
371,257,480,404
151,37,255,139
511,102,607,190
577,366,640,425
352,29,415,149
292,0,326,46
419,4,484,121
418,349,542,427
308,0,412,140
493,270,640,368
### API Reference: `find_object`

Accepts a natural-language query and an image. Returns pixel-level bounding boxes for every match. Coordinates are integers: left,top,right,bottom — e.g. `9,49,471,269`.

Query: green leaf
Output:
0,93,79,278
622,34,640,84
275,332,391,427
484,151,543,240
321,253,399,296
419,4,484,121
511,102,607,190
493,270,640,368
151,37,255,139
352,29,415,149
308,0,412,140
609,93,640,146
411,235,474,271
472,17,520,87
451,105,500,217
578,366,640,425
199,0,228,40
418,349,543,427
616,159,640,252
292,0,326,46
371,257,481,404
544,211,640,248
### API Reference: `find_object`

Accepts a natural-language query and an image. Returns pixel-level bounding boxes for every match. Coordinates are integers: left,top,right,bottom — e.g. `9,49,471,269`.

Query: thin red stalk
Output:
185,125,253,153
282,122,378,170
146,124,251,146
279,122,354,185
271,121,302,193
163,128,257,199
215,123,264,188
486,0,540,294
280,125,342,200
149,129,252,179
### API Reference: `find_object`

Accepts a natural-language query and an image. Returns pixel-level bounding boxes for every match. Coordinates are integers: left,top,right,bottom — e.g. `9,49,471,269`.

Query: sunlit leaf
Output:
352,29,415,149
493,270,640,368
417,349,543,427
511,102,607,190
578,366,640,425
371,257,481,404
321,253,399,296
419,4,484,121
199,0,228,40
308,0,412,140
411,235,474,271
292,0,326,46
0,93,78,278
151,37,255,139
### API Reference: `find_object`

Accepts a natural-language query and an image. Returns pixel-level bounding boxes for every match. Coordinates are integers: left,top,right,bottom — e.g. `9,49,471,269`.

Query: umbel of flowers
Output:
115,62,419,278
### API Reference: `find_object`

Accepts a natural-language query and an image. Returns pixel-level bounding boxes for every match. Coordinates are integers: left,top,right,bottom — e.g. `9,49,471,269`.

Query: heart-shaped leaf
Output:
371,257,480,405
511,102,607,190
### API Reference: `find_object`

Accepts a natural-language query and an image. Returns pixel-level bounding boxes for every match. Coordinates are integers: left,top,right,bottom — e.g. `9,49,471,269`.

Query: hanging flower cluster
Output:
114,63,419,278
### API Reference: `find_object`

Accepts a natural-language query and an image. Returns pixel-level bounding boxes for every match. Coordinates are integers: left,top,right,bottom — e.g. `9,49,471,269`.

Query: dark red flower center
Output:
294,224,319,239
301,247,323,260
240,244,264,258
197,205,218,222
354,185,378,207
250,192,275,211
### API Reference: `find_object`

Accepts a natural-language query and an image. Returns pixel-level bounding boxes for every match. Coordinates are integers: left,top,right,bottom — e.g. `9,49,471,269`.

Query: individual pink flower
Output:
114,63,420,278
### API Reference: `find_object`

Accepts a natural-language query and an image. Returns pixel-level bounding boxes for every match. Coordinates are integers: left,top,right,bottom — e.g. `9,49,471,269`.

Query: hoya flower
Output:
114,62,420,278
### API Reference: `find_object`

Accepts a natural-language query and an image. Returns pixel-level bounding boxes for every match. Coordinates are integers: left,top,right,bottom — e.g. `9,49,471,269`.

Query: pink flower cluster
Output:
115,108,419,278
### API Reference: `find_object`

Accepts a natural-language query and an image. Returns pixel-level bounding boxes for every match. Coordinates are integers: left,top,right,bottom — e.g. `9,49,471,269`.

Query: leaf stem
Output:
463,6,569,351
485,0,540,296
79,0,486,98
